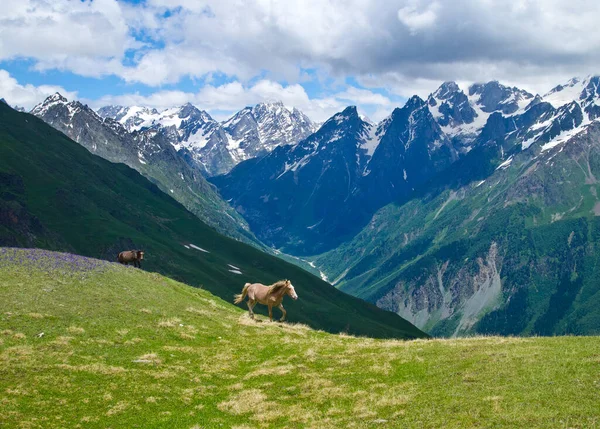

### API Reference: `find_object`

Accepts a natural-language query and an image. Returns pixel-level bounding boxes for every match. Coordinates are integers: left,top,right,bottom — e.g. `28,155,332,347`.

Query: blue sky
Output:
1,0,599,122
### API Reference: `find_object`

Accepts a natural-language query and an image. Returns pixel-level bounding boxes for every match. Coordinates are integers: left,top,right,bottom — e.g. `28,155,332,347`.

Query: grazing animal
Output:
234,279,298,322
117,250,144,268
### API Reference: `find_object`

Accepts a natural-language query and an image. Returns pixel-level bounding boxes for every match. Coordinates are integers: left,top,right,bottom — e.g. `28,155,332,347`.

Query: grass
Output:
1,249,599,428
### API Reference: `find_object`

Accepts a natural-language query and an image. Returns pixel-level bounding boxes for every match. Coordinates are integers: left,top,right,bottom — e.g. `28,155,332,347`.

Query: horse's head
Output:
137,250,145,260
285,280,298,300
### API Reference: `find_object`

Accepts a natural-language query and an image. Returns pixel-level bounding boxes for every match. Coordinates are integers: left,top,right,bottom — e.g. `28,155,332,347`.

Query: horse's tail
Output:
234,283,251,304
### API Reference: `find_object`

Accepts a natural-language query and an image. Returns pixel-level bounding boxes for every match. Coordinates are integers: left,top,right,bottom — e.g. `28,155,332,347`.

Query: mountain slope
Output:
316,118,600,337
31,94,258,246
211,76,600,336
0,102,424,339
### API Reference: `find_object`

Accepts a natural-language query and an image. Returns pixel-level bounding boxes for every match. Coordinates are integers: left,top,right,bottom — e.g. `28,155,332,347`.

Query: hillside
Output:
1,249,598,428
30,94,258,246
0,103,424,339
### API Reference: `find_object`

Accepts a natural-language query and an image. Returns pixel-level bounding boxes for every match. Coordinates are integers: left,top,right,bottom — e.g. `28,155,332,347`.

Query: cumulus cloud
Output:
118,0,600,92
0,0,134,73
0,69,77,109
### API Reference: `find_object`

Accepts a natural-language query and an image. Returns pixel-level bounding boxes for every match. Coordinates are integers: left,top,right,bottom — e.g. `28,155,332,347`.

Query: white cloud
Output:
0,69,77,109
0,0,134,72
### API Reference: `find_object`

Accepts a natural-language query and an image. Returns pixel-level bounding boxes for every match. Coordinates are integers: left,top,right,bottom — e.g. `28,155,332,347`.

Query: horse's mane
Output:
269,280,289,295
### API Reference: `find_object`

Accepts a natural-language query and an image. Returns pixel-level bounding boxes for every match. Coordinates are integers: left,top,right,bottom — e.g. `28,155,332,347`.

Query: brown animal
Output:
117,250,144,268
234,279,298,322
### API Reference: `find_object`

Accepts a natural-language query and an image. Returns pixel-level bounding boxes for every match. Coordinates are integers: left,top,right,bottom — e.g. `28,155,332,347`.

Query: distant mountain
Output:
97,105,160,131
212,99,458,254
427,80,534,150
31,93,257,246
313,76,600,337
98,101,318,176
0,101,425,339
0,98,25,112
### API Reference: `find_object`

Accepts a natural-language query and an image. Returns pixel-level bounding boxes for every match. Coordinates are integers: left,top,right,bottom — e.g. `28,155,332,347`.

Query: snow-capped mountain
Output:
223,101,316,160
427,81,535,148
314,76,600,338
98,101,318,176
97,105,159,132
212,76,600,254
212,99,458,254
469,76,600,156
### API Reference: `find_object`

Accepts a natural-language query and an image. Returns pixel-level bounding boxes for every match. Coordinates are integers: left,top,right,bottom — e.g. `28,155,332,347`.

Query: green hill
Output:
0,103,423,339
1,249,598,428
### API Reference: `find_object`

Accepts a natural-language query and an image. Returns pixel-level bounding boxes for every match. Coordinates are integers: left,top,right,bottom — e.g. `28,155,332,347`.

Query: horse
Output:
117,250,144,268
233,279,298,322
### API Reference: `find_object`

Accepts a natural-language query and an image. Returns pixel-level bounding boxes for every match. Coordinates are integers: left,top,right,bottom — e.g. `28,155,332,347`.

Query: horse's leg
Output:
247,300,255,319
268,304,273,322
278,304,287,322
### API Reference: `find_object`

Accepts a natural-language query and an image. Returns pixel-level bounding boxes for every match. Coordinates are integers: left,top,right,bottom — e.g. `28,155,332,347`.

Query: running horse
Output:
233,280,298,322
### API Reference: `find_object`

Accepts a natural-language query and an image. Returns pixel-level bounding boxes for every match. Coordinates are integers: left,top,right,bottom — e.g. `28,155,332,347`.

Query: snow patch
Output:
496,156,513,170
189,244,209,253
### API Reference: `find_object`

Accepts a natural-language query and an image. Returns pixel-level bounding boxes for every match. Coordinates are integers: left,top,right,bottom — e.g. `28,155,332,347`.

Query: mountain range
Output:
211,76,600,336
0,101,424,339
98,100,317,176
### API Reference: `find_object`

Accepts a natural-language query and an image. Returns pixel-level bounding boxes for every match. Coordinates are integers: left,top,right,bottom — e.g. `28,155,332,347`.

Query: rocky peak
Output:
469,81,534,114
431,81,461,101
404,95,426,111
178,102,203,119
46,92,68,104
30,92,69,116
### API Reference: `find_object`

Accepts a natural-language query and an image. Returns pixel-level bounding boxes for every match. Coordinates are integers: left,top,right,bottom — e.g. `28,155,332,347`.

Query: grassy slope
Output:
1,250,599,429
316,126,600,336
0,103,424,340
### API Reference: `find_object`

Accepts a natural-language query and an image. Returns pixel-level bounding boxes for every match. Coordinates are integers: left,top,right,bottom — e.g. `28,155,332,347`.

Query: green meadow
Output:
1,249,599,428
